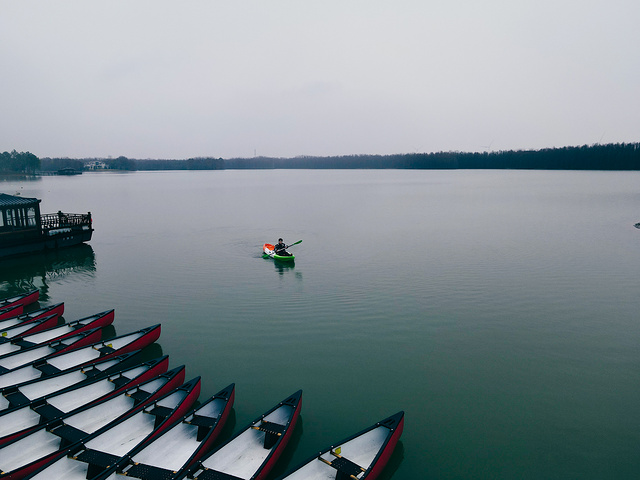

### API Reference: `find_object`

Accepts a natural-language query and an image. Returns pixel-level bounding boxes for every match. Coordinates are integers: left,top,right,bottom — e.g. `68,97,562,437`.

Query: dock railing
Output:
40,212,92,231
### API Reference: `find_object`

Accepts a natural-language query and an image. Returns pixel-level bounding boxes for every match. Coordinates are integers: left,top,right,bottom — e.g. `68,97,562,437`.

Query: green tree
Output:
0,150,40,173
107,156,137,170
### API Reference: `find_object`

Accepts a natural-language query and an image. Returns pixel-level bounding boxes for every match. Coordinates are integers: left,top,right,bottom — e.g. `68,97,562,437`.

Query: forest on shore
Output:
2,143,639,174
225,142,640,170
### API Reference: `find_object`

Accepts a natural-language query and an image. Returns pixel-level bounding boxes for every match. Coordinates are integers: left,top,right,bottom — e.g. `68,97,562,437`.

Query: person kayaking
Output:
274,238,292,256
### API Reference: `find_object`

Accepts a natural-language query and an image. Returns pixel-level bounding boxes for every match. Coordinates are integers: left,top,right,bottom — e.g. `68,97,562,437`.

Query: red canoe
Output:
0,290,39,311
274,411,404,480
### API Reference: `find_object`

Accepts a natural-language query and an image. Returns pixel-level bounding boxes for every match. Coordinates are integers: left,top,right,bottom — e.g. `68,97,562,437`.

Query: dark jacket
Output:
274,242,288,255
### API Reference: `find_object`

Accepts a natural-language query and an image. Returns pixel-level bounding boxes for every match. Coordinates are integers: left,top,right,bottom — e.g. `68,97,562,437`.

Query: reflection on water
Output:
2,170,639,479
134,343,165,363
0,175,42,184
0,244,96,300
377,441,404,480
99,324,117,341
273,259,295,275
268,257,304,280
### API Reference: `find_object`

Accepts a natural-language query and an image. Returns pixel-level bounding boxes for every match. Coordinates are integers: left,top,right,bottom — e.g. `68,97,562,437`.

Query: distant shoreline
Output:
46,142,640,171
4,142,640,174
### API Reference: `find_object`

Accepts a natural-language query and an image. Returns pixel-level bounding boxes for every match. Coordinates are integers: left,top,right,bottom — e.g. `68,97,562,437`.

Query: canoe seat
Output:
126,388,151,405
147,404,174,428
50,422,87,447
94,344,116,355
109,374,132,389
32,399,65,423
192,468,244,480
50,341,71,352
81,365,104,378
73,448,120,468
11,339,37,349
73,448,121,478
187,414,217,428
318,451,366,480
186,414,217,441
2,388,31,407
123,462,177,480
251,420,285,449
33,360,61,376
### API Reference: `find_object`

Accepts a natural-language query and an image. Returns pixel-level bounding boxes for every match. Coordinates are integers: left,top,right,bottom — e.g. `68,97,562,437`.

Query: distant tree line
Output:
4,142,640,173
136,157,224,170
455,143,640,170
40,156,136,171
0,150,40,173
225,142,640,170
40,157,84,171
38,156,222,171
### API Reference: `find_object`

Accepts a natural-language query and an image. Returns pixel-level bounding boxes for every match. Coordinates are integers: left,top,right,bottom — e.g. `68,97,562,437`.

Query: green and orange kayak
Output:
263,243,295,262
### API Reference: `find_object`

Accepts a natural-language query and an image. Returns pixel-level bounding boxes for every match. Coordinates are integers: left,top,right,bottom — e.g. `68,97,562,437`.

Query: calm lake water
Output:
1,169,639,479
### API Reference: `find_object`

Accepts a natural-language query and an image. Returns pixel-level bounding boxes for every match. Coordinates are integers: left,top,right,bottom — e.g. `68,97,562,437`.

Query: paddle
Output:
286,240,302,248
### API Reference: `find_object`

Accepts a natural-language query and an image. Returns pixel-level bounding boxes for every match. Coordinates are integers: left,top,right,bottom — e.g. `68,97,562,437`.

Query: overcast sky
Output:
1,1,638,159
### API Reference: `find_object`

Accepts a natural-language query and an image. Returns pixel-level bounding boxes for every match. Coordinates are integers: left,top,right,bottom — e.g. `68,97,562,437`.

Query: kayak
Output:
0,290,39,311
275,411,404,480
96,383,235,480
0,324,161,389
23,377,201,480
0,355,169,442
263,243,295,262
0,366,188,479
183,390,302,480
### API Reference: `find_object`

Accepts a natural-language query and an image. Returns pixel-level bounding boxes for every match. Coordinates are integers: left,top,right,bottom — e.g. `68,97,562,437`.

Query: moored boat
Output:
0,305,24,321
0,324,161,389
0,194,93,258
0,310,115,355
275,411,404,480
0,366,187,479
0,328,103,372
97,383,236,480
0,351,141,411
183,389,302,480
0,302,65,333
0,314,59,348
0,356,169,442
27,377,203,480
0,290,40,310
